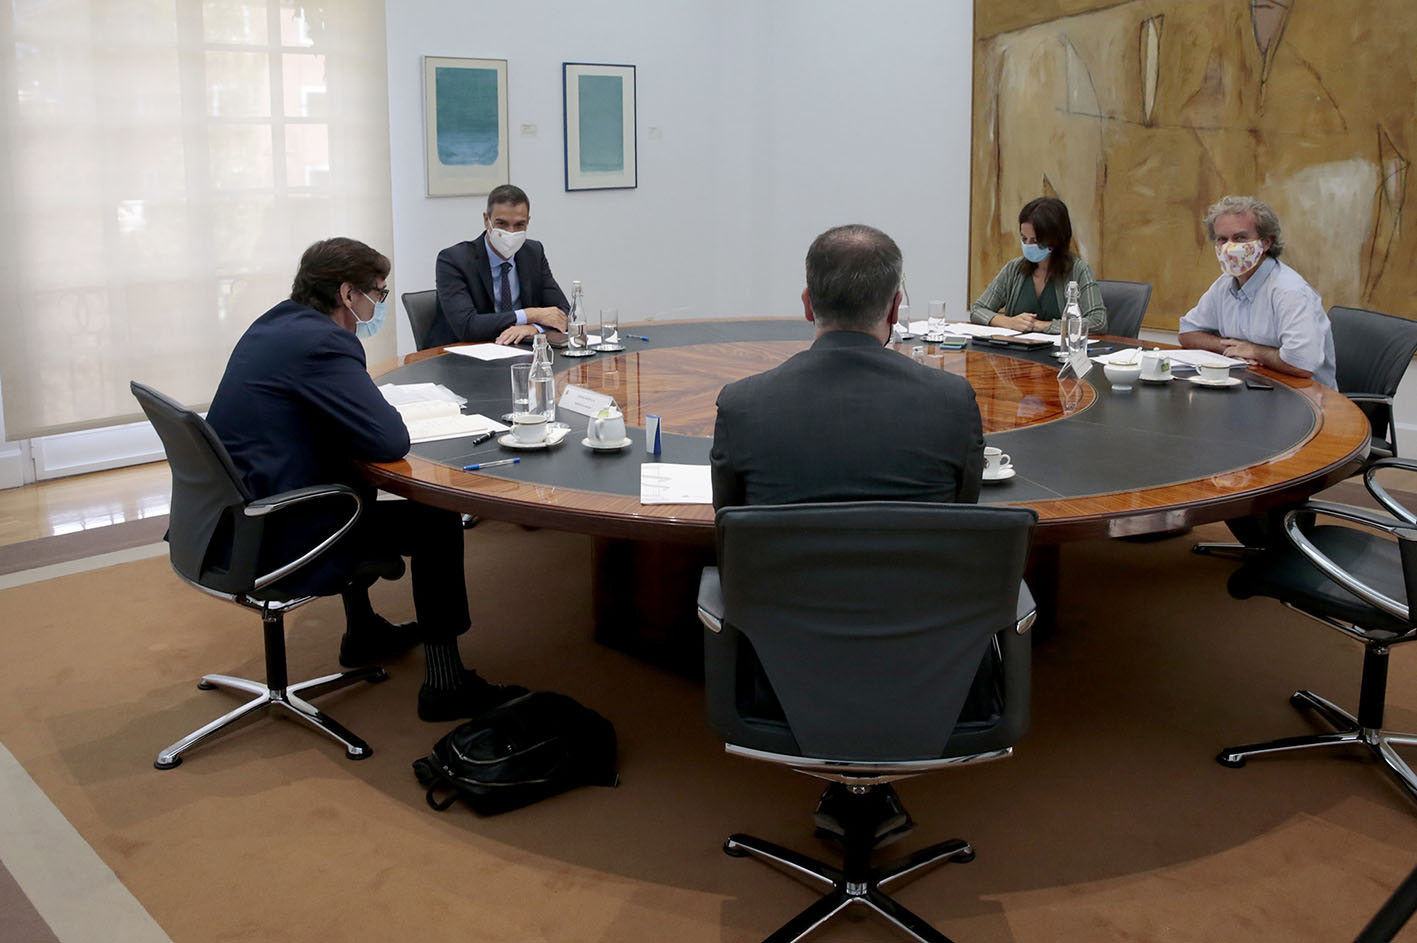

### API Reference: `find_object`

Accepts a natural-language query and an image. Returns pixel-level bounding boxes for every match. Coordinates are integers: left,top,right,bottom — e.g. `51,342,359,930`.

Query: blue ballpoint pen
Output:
463,457,520,471
631,334,650,341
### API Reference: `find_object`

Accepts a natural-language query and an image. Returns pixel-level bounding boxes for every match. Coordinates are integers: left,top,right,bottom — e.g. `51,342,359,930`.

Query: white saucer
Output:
1139,374,1173,384
582,436,632,452
982,467,1016,483
498,426,571,449
1187,374,1243,389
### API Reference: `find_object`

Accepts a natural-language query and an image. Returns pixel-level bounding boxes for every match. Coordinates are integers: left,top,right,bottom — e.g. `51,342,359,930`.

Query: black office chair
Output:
1096,279,1152,339
1331,305,1417,463
403,289,440,351
1218,457,1417,803
132,381,390,769
697,502,1037,943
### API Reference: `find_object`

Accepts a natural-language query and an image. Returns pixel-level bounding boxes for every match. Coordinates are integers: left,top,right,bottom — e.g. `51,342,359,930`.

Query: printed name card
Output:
558,384,615,416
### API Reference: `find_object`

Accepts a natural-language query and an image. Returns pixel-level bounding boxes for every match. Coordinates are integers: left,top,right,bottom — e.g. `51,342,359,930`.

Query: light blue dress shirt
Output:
1179,257,1336,388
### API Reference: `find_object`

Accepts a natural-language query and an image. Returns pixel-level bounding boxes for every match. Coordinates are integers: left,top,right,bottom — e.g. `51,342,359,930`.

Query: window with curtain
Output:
0,0,394,440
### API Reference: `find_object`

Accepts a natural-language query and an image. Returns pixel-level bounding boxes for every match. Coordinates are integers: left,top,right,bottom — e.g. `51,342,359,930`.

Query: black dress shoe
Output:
338,616,419,667
417,672,530,722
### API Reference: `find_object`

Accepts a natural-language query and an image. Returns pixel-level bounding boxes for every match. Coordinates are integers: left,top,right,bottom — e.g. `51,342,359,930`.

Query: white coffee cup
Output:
984,446,1012,474
587,406,626,446
1197,362,1231,383
1140,350,1171,381
511,412,548,444
1104,361,1142,391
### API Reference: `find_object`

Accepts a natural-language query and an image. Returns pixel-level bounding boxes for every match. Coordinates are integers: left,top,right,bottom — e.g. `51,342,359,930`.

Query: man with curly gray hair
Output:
1178,195,1335,387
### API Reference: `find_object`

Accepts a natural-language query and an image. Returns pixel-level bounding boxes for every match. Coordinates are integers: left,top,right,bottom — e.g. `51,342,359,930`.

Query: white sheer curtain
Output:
0,0,393,439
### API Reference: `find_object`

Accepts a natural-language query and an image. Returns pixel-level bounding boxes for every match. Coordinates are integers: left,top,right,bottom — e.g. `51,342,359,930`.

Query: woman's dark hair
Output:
290,237,391,314
1018,197,1075,284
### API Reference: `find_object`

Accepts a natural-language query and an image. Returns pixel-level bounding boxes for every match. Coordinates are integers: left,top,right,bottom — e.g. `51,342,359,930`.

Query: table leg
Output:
592,537,713,679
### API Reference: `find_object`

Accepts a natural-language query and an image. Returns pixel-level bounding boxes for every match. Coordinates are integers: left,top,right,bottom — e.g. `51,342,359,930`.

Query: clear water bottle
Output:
563,280,594,357
1063,280,1085,356
529,333,556,421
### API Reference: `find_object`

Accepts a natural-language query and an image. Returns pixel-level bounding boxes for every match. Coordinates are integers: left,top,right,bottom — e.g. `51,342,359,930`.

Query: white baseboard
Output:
0,446,25,490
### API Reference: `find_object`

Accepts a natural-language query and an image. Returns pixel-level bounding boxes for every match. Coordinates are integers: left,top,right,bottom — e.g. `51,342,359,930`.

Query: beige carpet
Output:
2,517,1417,941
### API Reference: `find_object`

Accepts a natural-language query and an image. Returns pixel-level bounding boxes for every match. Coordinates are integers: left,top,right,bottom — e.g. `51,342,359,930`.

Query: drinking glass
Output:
594,308,624,352
926,301,947,338
506,362,532,421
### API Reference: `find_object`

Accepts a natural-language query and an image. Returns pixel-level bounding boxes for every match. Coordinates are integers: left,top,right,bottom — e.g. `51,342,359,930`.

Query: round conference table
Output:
363,318,1367,662
364,318,1369,543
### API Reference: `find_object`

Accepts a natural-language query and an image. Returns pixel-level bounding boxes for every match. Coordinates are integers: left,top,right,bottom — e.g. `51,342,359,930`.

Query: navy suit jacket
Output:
427,233,570,346
710,330,985,509
206,300,410,592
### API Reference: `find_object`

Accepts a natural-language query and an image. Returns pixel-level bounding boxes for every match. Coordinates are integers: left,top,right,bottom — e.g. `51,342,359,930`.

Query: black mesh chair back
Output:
131,380,387,769
710,501,1036,762
1097,279,1152,339
403,289,440,350
131,382,257,592
1330,305,1417,456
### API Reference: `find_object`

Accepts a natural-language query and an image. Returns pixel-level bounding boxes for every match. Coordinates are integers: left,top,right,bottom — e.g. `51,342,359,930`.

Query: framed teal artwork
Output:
562,62,636,191
423,56,508,197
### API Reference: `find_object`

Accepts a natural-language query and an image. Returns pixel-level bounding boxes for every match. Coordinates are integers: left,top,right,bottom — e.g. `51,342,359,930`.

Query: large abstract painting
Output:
423,56,508,197
972,0,1416,328
563,62,637,191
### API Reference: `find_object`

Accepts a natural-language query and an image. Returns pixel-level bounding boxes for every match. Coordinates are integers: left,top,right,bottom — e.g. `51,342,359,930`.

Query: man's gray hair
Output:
1204,195,1284,259
804,224,903,331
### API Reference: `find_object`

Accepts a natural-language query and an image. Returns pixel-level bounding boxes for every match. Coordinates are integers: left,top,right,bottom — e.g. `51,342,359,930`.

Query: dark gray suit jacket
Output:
710,330,985,509
428,233,570,346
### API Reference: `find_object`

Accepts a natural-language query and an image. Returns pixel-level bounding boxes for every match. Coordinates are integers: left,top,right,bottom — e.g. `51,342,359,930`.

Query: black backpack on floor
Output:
413,691,619,815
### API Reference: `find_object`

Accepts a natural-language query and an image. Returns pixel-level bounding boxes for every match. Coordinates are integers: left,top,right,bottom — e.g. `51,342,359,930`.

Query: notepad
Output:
391,401,506,444
640,464,713,505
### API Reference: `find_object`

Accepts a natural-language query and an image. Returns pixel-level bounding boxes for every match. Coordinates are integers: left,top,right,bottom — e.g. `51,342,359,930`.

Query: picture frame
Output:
562,62,637,191
423,56,508,197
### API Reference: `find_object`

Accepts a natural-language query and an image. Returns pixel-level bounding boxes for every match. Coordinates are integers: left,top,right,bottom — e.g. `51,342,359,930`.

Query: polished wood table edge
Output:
365,328,1370,545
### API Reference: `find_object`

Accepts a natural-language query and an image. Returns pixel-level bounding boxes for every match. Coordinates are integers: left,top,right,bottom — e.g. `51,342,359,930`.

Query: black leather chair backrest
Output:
712,501,1037,762
1330,305,1417,400
403,290,440,350
1097,279,1152,339
131,381,256,591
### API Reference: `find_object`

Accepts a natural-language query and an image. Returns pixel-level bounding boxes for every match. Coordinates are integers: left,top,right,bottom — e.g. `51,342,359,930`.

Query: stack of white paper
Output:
640,464,713,505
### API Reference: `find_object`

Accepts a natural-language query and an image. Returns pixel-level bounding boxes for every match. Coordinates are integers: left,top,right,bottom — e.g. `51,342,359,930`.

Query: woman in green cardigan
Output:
969,197,1107,335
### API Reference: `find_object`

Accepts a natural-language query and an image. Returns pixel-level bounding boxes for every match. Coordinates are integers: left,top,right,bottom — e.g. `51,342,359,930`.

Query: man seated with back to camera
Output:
205,237,527,722
710,224,987,844
426,184,570,347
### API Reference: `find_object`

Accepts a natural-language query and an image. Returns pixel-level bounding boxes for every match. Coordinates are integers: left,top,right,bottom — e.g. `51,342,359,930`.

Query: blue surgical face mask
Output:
1021,241,1052,264
356,292,387,339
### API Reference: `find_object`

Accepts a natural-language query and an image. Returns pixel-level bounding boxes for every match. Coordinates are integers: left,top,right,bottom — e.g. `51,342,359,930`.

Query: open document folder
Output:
379,383,507,443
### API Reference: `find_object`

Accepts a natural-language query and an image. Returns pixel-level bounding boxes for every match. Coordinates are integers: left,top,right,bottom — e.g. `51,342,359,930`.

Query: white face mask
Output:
487,227,527,259
1216,239,1266,278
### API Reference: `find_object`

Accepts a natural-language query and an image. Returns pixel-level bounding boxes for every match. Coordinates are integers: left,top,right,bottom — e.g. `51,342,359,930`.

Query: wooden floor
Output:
0,462,171,549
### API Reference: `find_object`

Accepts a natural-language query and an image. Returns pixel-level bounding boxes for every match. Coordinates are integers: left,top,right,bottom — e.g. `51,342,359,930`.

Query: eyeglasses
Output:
365,285,390,303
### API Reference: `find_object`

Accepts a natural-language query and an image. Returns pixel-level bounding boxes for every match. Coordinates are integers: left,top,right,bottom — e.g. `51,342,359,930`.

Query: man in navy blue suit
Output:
427,184,571,348
206,238,525,721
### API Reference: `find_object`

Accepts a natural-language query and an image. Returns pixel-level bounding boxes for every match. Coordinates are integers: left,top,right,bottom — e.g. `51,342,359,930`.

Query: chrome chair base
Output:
155,666,387,769
724,829,973,943
1217,689,1417,803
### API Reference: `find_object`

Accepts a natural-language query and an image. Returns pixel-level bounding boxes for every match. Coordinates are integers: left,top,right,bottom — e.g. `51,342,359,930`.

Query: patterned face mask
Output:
1216,239,1266,278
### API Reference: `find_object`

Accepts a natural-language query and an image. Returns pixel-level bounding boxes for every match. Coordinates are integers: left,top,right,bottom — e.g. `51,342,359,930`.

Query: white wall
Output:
384,0,976,353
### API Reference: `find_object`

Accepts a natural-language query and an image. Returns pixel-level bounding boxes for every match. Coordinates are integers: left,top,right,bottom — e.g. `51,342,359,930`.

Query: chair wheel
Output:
366,668,390,684
1216,752,1246,768
346,747,373,761
154,757,181,770
197,680,216,690
724,841,749,858
953,849,976,863
1288,692,1309,708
